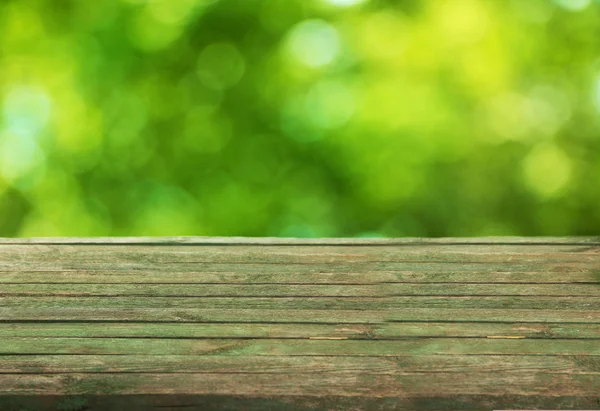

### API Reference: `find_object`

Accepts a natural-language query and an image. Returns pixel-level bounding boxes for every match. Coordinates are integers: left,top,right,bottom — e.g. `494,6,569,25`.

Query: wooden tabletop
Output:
0,237,599,410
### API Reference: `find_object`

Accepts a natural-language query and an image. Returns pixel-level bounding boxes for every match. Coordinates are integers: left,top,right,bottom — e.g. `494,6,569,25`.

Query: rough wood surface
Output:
0,237,599,410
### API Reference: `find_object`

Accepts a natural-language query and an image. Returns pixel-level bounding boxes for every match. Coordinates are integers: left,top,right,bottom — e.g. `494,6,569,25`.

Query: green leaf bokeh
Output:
0,0,599,237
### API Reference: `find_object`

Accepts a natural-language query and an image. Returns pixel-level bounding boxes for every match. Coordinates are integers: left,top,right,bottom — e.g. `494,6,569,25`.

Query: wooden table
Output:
0,237,599,410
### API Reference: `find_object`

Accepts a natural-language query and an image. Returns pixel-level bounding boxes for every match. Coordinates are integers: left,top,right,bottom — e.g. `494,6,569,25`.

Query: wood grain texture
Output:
2,372,599,397
2,283,600,296
0,237,599,410
1,322,599,339
3,354,600,373
2,337,600,356
3,269,597,283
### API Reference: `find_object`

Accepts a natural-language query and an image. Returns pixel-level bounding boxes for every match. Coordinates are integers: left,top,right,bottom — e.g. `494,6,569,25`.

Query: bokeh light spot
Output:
322,0,368,7
2,3,45,44
52,90,104,167
196,42,246,90
148,0,200,25
486,93,530,141
523,144,572,199
304,79,355,130
356,11,407,65
524,85,572,136
0,131,45,184
436,0,489,45
511,0,554,23
129,7,185,51
3,87,52,138
285,20,341,68
552,0,591,11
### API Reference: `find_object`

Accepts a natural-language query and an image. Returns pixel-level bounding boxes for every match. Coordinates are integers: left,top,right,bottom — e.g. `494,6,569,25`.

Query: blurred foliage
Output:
0,0,599,238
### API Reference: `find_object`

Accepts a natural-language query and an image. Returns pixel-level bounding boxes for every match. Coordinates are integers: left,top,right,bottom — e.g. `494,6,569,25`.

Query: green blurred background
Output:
0,0,599,238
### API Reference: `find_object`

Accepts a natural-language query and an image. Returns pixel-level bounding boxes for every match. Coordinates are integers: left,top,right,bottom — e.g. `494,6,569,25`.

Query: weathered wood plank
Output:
0,322,598,339
1,269,597,284
1,296,600,310
2,283,600,296
1,394,598,411
0,308,386,323
2,354,600,373
1,244,599,264
2,262,597,275
0,372,598,396
1,338,600,356
2,308,600,323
